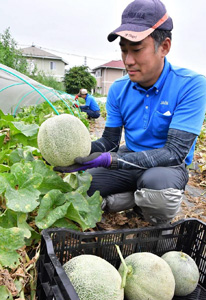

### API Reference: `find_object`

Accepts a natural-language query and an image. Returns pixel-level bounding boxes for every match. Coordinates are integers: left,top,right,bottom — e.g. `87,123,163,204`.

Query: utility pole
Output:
84,56,87,66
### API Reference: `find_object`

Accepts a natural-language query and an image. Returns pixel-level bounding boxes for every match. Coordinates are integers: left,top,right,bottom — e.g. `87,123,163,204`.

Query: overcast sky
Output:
1,0,206,74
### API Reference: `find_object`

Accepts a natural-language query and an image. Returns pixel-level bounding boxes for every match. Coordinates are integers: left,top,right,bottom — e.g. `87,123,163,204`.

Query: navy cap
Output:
108,0,173,42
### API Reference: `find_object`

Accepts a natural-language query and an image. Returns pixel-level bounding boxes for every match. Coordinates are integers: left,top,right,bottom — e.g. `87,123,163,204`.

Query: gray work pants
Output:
87,147,189,225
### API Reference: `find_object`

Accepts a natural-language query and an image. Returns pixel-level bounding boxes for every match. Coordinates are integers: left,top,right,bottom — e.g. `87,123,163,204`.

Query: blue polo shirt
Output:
85,94,100,111
106,58,206,165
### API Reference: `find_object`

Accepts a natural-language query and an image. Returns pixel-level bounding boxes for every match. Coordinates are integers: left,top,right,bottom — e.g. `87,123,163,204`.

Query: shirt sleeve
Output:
105,85,123,127
169,74,206,135
85,96,91,107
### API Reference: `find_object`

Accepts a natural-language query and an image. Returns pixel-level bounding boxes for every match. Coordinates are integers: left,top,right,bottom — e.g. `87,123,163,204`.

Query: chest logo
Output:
160,101,168,105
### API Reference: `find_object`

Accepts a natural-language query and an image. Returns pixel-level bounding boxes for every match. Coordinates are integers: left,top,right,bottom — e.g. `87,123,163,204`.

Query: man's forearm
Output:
91,126,122,153
111,128,197,170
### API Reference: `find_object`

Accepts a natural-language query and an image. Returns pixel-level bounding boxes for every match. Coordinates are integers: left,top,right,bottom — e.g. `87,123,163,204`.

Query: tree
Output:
0,27,28,74
64,65,97,94
0,28,65,91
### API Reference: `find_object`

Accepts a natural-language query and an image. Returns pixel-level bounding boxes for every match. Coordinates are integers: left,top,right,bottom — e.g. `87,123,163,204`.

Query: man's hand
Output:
53,152,112,173
75,95,79,100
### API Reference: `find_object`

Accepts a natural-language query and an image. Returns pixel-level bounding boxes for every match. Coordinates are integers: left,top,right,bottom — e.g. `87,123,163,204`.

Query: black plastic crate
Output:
36,218,206,300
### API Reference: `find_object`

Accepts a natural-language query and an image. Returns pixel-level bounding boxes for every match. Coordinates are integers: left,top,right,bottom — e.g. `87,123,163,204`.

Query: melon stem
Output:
115,245,130,289
180,251,187,260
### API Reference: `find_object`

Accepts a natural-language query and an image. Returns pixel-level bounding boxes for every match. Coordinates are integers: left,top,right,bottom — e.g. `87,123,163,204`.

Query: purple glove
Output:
53,152,112,173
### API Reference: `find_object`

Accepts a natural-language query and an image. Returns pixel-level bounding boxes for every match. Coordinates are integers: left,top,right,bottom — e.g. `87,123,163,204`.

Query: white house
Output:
20,45,68,82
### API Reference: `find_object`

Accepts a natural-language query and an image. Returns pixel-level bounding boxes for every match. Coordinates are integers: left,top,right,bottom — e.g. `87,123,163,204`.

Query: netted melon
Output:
37,114,91,167
63,254,124,300
161,251,199,296
118,252,175,300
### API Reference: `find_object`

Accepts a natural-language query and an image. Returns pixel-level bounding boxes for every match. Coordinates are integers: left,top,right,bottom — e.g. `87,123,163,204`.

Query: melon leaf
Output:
0,209,17,228
31,160,73,194
0,133,6,148
0,249,21,269
52,218,79,230
9,146,40,164
64,171,93,194
0,227,25,252
12,121,39,137
65,190,102,231
35,188,102,231
0,164,10,172
35,189,70,229
6,185,40,213
0,227,25,268
10,162,43,189
0,285,13,299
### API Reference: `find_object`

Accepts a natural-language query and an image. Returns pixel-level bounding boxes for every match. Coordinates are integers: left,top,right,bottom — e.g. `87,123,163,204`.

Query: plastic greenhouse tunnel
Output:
0,63,77,116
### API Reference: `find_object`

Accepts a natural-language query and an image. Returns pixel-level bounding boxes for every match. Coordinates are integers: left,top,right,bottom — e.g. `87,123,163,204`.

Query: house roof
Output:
20,46,68,65
93,60,125,70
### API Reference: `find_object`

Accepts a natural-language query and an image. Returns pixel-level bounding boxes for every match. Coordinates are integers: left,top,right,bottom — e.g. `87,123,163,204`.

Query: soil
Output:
89,116,206,231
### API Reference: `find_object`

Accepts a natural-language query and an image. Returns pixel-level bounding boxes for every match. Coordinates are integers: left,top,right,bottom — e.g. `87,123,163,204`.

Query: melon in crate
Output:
118,251,175,300
63,254,124,300
161,251,200,296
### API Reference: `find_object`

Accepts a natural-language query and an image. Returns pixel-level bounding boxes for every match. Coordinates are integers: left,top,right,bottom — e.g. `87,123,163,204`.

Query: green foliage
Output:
15,99,90,128
0,106,102,271
30,70,65,91
98,101,107,119
0,27,28,74
93,92,107,97
0,227,26,267
65,65,97,94
0,285,13,299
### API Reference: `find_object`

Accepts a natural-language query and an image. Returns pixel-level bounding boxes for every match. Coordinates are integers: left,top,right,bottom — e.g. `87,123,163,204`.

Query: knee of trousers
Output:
102,191,135,213
134,188,184,225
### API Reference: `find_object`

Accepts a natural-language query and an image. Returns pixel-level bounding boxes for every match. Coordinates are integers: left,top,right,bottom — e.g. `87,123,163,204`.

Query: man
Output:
75,88,100,119
54,0,206,225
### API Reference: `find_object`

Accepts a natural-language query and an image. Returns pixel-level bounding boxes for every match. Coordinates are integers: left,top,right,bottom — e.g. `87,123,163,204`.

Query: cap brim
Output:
108,27,154,42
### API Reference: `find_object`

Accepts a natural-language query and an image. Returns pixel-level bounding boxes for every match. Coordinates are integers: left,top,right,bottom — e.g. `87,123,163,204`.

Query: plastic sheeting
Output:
0,63,74,115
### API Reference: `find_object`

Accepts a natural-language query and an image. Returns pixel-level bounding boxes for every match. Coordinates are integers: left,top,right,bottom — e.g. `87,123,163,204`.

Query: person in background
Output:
54,0,206,225
75,89,100,119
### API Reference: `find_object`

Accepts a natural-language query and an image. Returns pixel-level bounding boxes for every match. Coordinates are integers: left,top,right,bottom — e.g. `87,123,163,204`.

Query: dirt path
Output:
89,116,206,227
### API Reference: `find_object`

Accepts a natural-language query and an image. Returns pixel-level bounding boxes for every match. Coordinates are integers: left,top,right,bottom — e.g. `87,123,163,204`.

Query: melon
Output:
63,254,124,300
37,114,91,167
161,251,199,296
118,252,175,300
